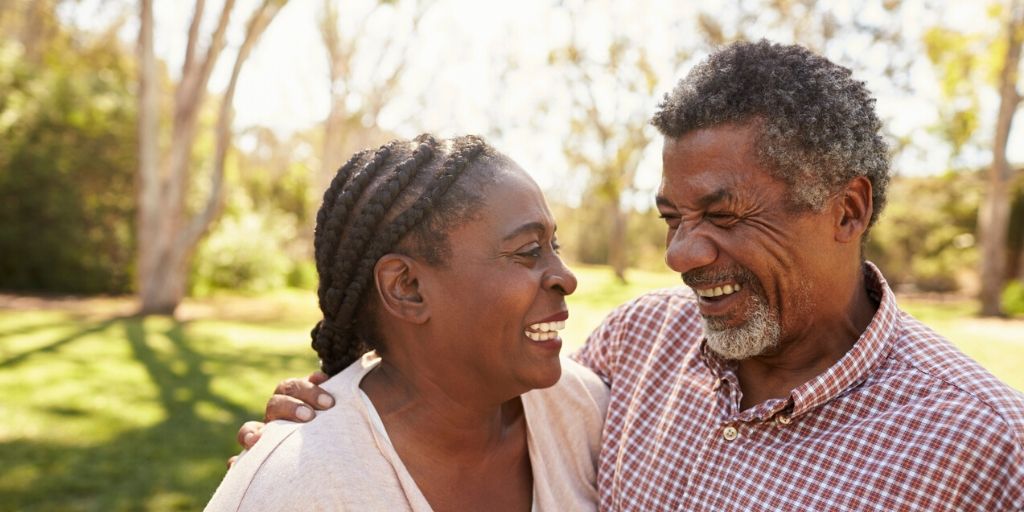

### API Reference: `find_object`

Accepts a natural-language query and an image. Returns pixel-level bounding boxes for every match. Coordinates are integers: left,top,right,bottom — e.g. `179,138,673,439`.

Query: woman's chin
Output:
523,358,563,390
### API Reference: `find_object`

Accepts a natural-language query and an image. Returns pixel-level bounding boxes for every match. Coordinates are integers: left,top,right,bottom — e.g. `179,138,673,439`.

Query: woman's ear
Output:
833,176,873,244
373,254,429,324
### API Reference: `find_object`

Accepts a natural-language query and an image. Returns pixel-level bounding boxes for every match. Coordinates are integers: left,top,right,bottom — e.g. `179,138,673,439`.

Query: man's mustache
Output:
682,266,758,289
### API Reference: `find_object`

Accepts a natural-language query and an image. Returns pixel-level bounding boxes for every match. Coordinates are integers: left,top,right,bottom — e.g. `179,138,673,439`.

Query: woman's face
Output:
416,165,577,397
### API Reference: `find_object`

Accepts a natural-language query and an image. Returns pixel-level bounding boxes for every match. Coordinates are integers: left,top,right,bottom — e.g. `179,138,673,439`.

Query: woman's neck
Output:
360,358,525,459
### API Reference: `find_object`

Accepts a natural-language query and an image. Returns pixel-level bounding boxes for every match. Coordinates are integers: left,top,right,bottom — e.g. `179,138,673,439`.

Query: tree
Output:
136,0,287,315
923,1,1024,315
979,0,1024,316
316,0,430,193
550,38,658,283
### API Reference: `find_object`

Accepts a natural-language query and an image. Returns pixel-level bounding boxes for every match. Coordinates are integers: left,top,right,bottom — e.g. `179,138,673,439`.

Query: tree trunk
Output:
979,0,1024,317
609,198,628,284
136,0,168,314
136,0,286,316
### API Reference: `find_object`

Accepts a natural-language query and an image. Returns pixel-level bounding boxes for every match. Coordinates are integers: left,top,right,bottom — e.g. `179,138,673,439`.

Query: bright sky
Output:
68,0,1021,206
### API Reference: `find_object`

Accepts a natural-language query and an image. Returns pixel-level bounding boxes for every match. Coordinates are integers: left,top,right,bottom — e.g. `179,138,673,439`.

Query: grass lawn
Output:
1,265,1022,510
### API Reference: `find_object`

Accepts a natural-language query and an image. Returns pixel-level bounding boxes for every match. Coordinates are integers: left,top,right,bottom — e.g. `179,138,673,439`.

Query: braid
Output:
332,136,486,327
315,148,370,233
315,142,396,275
311,134,488,375
325,137,437,314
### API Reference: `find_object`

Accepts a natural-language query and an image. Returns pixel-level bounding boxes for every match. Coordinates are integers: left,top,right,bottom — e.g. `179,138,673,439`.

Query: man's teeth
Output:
696,283,742,298
525,320,566,341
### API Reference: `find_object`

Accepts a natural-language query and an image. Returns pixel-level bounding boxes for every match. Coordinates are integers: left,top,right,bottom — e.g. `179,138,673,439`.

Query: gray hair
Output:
652,40,890,229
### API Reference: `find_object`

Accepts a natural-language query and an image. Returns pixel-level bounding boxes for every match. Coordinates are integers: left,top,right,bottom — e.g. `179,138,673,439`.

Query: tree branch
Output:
181,0,287,251
182,0,206,80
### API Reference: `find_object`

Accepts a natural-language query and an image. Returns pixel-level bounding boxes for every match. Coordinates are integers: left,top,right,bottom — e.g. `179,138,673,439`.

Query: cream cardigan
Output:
206,353,609,511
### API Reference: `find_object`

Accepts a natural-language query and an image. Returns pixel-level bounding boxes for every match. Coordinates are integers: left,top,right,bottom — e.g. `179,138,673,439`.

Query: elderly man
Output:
239,41,1024,510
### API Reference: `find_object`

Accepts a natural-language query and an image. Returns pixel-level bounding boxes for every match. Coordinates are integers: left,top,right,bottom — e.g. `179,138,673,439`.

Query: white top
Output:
206,353,609,511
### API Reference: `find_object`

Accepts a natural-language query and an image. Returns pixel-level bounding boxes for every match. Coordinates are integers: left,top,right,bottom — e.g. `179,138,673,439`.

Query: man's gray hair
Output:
652,40,891,229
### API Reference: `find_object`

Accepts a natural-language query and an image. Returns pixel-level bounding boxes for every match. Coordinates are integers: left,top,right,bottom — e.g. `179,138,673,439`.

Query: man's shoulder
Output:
887,311,1024,442
609,285,699,325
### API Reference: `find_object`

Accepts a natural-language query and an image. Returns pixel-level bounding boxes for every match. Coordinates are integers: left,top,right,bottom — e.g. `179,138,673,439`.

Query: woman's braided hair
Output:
311,134,493,375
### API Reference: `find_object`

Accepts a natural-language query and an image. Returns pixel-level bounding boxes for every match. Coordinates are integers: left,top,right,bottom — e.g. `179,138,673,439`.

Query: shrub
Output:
1002,281,1024,317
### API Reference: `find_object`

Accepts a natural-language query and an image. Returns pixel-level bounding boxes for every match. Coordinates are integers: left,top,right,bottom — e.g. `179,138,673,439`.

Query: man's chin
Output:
705,331,771,360
701,309,781,360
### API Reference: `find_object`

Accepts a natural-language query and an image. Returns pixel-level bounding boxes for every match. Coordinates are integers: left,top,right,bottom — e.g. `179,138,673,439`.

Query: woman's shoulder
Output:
206,357,407,511
523,356,609,424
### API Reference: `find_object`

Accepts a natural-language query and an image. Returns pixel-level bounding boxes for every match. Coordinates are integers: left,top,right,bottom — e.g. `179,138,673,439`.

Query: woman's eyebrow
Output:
502,221,547,242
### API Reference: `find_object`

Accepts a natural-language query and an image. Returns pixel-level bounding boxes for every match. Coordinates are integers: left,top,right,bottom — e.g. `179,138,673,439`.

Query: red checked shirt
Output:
573,263,1024,511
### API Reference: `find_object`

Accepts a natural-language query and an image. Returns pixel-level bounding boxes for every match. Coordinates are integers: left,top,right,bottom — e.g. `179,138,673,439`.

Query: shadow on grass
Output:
0,316,308,511
0,317,127,369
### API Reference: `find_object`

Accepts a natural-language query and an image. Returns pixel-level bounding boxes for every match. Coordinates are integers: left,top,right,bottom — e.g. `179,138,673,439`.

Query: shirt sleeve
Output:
1006,437,1024,510
570,301,631,387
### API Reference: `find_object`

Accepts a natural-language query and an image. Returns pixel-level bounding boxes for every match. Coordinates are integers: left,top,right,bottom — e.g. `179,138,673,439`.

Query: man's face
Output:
655,122,839,360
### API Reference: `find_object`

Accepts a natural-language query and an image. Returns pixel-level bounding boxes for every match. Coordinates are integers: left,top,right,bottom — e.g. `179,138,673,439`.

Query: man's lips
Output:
693,282,743,299
693,284,747,317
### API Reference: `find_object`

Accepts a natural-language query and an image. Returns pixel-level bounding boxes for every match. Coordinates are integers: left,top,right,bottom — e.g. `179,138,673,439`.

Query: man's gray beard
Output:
702,293,781,360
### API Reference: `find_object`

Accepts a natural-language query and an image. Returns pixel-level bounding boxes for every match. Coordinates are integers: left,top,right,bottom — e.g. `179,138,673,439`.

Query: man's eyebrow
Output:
697,188,732,208
502,221,547,241
656,188,733,209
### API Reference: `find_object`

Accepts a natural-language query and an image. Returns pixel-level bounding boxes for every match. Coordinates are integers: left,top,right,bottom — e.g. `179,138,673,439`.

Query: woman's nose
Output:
544,256,578,296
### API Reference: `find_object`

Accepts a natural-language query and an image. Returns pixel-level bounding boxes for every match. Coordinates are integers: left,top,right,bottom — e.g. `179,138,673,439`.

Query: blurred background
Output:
2,0,1023,509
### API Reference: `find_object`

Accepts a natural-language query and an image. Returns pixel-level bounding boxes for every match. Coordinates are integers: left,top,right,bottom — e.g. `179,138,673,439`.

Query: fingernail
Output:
297,405,314,421
317,394,334,408
243,432,255,445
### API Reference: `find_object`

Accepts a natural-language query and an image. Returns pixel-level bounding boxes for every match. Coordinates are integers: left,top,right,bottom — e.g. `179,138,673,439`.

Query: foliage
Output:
0,32,137,294
556,201,666,273
1001,280,1024,315
190,128,320,296
867,172,982,292
189,210,297,296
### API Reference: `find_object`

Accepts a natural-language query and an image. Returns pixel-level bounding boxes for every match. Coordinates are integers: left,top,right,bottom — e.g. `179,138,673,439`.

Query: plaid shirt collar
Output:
699,261,900,421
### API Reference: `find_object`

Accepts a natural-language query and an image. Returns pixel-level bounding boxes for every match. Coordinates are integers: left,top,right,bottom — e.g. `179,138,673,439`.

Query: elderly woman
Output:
206,135,607,511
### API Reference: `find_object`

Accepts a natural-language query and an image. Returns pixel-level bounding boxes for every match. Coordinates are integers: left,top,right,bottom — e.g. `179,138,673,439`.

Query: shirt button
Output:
776,414,792,425
722,425,738,441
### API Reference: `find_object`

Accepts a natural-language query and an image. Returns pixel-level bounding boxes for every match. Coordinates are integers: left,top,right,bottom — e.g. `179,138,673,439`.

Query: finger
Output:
308,370,329,386
236,420,265,449
264,394,317,423
273,376,335,410
227,455,238,469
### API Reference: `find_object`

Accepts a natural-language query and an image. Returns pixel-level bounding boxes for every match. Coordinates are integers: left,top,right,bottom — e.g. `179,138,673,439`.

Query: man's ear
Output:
373,254,429,324
833,176,873,244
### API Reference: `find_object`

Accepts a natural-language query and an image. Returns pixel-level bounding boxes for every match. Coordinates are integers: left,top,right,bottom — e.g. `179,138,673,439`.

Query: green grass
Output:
1,268,1022,510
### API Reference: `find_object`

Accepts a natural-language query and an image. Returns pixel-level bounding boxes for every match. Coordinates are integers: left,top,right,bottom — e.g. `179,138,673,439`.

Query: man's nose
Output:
665,228,717,275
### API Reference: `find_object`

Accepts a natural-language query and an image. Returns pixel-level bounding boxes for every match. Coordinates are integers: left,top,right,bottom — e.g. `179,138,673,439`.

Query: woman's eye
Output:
551,240,562,254
517,246,542,259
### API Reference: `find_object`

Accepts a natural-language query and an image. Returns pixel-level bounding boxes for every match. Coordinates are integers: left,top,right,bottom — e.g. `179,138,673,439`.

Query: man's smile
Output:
694,283,742,298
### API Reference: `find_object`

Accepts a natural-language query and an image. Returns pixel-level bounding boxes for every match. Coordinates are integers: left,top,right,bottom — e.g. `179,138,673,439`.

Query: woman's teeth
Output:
696,283,742,298
525,320,566,341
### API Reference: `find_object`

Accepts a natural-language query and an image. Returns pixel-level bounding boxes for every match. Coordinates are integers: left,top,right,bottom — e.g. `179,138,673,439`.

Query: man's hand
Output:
229,370,334,467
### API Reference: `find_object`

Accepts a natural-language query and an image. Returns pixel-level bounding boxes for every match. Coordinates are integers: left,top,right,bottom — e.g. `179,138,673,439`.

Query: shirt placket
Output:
675,373,740,510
